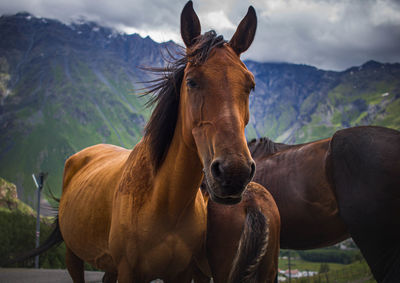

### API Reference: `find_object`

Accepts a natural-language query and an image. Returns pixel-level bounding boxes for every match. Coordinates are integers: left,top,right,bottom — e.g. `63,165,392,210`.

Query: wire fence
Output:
288,263,375,283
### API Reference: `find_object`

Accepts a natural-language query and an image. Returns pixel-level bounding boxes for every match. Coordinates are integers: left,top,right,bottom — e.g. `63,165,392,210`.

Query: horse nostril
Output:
249,161,256,180
211,160,224,180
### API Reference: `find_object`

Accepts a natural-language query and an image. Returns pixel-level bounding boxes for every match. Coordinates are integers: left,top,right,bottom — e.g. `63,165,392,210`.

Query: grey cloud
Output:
245,0,400,70
1,0,399,70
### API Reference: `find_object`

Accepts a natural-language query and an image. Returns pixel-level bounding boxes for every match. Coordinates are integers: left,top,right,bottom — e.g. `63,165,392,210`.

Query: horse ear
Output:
181,1,201,48
229,6,257,56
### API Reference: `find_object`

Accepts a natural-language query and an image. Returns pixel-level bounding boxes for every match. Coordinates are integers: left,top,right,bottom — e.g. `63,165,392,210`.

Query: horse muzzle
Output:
204,157,256,205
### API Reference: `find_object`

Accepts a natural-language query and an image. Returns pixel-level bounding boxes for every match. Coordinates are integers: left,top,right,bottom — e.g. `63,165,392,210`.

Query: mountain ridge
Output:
1,13,399,205
245,59,400,143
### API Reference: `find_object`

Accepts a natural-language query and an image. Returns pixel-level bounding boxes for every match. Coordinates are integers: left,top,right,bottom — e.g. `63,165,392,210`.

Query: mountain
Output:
0,12,174,204
1,13,399,206
0,177,35,215
245,60,400,143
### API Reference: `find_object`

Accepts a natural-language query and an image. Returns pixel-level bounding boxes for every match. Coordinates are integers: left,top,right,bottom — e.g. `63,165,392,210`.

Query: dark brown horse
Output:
5,2,259,282
203,182,280,283
249,125,400,283
248,136,348,250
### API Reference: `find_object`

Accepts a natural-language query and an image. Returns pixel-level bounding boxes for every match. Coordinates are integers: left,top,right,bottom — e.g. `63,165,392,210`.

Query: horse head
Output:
180,1,257,204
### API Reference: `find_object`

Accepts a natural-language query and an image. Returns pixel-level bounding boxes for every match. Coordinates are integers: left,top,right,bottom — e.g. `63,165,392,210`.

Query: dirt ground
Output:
0,268,104,283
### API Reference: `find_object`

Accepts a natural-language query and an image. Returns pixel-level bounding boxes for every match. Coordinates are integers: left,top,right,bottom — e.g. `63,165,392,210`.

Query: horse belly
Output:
59,189,114,269
59,144,128,269
59,174,120,270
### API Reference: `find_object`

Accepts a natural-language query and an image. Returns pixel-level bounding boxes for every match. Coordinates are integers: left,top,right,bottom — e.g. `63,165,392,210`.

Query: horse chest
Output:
152,215,204,262
138,233,196,276
110,200,206,279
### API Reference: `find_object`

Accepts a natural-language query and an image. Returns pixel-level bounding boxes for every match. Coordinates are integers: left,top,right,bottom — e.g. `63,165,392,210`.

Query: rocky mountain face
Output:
0,177,34,215
1,13,399,205
246,60,400,143
0,13,171,203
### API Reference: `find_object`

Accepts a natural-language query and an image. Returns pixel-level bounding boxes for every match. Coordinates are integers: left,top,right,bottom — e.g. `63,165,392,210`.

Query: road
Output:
0,268,104,283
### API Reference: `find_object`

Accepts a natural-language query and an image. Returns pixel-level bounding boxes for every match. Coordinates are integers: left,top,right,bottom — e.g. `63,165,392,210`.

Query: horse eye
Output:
186,78,198,89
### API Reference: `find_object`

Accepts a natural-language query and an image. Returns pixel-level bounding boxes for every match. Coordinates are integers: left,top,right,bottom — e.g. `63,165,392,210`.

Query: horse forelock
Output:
187,30,226,65
142,30,227,171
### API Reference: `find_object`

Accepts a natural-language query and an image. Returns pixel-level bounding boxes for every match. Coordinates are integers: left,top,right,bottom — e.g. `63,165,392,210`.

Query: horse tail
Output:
2,215,63,266
228,206,269,283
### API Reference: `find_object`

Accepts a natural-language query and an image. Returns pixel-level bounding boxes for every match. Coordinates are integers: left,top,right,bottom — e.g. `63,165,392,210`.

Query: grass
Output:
278,256,376,283
278,257,344,272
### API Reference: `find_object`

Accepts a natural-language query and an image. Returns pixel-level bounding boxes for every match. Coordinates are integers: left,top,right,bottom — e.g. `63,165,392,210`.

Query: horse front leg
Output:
116,257,141,283
192,263,211,283
102,271,117,283
192,272,211,283
165,264,211,283
164,265,194,283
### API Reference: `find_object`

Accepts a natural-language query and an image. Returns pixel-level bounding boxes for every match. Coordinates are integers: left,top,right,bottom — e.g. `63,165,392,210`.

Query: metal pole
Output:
32,173,45,269
288,250,291,282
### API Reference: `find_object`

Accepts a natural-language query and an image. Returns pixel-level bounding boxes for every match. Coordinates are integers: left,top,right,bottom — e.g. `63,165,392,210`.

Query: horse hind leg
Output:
65,246,85,283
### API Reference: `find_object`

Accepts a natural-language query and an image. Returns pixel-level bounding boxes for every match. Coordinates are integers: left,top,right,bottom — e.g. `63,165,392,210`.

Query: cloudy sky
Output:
1,0,400,70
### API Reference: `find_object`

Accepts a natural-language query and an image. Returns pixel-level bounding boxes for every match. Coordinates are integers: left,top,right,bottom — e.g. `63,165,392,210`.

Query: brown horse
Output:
249,125,400,283
202,182,280,283
248,136,349,250
6,2,258,282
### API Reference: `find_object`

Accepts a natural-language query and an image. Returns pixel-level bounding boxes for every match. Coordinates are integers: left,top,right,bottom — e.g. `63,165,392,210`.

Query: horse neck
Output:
149,117,203,218
250,138,294,159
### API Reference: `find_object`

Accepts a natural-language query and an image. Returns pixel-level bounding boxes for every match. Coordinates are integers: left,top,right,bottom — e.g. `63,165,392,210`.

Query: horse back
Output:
62,144,130,194
59,143,131,270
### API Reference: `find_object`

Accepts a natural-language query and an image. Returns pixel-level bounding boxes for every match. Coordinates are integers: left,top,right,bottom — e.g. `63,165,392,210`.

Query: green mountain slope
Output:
0,13,166,203
245,60,400,143
1,13,400,206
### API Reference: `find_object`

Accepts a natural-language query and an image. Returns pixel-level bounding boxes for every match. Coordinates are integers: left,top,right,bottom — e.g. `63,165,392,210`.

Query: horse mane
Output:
142,30,226,171
248,137,292,158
